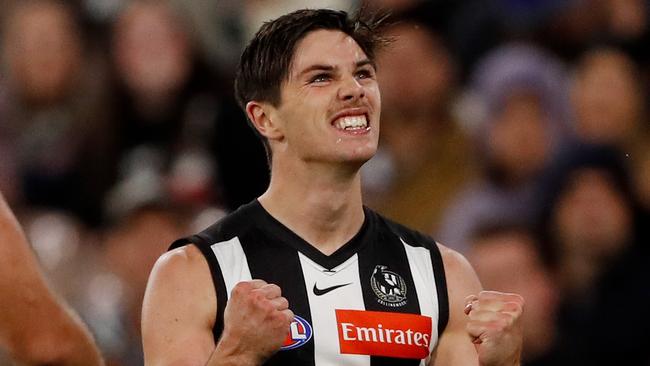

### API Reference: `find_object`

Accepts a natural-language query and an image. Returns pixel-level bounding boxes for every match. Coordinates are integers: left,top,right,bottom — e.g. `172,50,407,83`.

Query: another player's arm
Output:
429,244,524,366
0,193,103,366
142,245,293,366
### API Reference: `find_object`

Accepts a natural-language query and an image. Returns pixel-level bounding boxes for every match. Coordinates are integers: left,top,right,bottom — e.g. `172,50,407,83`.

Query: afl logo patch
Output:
371,265,407,307
281,315,313,350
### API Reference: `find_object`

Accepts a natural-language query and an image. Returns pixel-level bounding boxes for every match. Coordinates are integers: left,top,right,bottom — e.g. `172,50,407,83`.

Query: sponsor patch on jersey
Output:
335,309,432,359
281,315,313,351
371,265,407,307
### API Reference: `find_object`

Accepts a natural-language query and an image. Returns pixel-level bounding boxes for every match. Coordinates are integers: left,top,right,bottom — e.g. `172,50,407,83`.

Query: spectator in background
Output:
437,43,573,253
363,20,475,232
569,46,650,214
570,46,645,150
538,143,650,365
0,0,114,226
99,200,189,365
467,224,567,366
109,0,225,211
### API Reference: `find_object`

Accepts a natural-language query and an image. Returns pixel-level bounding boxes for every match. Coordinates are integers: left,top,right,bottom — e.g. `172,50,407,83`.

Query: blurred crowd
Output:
0,0,648,365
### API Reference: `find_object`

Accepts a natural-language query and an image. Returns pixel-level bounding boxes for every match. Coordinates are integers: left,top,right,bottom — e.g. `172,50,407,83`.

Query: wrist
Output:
211,332,262,366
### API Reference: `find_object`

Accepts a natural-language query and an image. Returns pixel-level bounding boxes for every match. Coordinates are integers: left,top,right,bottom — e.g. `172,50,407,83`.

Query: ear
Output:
246,101,283,140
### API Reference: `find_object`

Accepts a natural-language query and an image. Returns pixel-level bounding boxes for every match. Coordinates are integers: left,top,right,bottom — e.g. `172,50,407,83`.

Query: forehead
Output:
289,29,369,76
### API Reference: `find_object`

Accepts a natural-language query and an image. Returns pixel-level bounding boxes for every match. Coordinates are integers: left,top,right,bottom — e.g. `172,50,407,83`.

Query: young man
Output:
0,191,103,365
142,9,524,366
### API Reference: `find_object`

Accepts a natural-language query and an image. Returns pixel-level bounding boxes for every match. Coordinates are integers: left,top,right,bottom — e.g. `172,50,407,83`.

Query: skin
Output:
0,192,103,365
142,29,524,366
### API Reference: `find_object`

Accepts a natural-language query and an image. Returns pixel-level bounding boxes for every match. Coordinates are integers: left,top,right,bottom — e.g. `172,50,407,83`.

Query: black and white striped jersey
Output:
170,200,449,366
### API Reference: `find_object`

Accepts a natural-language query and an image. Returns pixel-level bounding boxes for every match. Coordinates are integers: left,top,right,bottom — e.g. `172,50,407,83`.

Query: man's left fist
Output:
465,290,524,366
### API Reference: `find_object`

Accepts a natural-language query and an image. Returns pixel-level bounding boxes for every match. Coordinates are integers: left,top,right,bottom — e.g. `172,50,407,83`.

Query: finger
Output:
468,309,513,324
499,301,524,316
281,309,295,323
231,280,268,297
464,294,479,304
472,297,509,312
464,294,479,315
269,296,289,310
254,283,282,299
472,299,524,317
478,290,525,305
248,279,269,289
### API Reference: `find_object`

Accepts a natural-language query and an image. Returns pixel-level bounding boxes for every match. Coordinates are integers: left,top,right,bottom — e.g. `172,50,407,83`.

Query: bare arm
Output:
430,244,523,366
141,245,220,366
0,193,103,365
142,245,292,366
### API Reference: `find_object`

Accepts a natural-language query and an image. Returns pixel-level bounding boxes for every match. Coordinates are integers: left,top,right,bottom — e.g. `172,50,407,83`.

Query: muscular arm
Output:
142,245,219,366
143,245,292,366
430,244,524,366
0,194,103,365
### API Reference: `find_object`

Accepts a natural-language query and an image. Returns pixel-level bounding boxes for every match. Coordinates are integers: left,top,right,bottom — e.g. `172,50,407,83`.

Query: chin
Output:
344,146,377,166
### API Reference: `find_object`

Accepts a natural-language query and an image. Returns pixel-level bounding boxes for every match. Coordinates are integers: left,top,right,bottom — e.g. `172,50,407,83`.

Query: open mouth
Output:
332,114,369,132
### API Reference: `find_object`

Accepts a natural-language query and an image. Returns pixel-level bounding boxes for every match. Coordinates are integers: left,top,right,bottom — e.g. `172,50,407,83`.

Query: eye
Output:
310,73,332,84
355,68,375,80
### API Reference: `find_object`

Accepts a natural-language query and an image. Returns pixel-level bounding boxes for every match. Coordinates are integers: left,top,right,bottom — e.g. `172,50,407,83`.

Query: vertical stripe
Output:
210,237,252,299
430,242,449,336
299,253,369,366
402,239,439,366
357,231,422,366
240,233,315,366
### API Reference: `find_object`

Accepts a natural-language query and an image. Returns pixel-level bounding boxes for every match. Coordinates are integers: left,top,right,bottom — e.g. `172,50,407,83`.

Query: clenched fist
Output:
464,291,524,366
216,280,293,365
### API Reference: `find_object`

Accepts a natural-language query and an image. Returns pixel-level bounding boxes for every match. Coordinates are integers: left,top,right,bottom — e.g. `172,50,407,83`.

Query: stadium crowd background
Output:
0,0,649,365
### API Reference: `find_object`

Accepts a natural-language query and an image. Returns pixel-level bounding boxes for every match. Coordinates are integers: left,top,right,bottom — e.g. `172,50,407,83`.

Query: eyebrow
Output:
297,59,375,78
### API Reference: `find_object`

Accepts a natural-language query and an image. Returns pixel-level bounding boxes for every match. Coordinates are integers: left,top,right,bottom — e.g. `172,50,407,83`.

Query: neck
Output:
259,158,365,255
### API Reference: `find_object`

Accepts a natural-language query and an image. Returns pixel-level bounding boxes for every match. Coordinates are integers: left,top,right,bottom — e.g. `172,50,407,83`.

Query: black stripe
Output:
358,214,422,366
430,243,449,336
239,230,316,366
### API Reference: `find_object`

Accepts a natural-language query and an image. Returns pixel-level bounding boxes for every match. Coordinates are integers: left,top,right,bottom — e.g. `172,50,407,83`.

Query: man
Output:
0,191,103,365
142,8,524,366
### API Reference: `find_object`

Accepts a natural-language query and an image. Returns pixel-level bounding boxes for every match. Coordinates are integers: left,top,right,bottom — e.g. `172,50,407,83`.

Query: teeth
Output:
335,115,368,130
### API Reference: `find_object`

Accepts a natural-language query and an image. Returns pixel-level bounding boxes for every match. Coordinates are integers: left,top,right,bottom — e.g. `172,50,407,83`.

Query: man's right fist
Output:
218,280,293,364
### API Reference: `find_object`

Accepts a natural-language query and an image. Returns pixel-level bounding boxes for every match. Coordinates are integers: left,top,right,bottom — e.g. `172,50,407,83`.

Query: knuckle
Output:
269,283,282,294
232,282,250,296
285,309,295,322
506,301,524,314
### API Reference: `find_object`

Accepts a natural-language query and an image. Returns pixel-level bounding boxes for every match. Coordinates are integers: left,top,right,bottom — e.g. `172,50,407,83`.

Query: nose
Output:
338,76,365,102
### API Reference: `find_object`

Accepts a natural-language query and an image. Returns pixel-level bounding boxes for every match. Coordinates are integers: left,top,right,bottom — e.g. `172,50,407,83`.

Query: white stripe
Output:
299,253,369,366
401,239,439,366
210,237,252,300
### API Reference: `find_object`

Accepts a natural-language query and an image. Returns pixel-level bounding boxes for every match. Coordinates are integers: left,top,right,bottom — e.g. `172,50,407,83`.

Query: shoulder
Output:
143,246,218,364
156,244,207,272
437,244,474,276
369,209,438,249
436,243,481,290
436,243,482,329
145,244,216,325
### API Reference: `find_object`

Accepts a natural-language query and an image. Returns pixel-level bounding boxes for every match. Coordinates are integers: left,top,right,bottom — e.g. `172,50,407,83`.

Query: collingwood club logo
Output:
370,265,407,307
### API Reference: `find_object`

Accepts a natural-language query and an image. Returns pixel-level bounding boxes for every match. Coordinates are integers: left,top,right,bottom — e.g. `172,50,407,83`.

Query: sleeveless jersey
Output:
170,200,449,366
